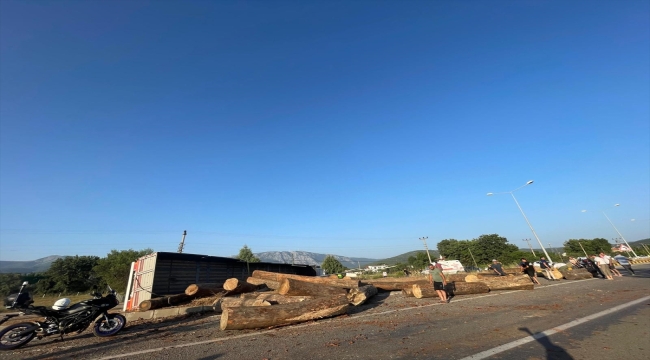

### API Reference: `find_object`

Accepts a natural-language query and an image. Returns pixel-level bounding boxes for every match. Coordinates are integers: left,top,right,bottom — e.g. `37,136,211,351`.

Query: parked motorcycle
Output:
0,281,126,350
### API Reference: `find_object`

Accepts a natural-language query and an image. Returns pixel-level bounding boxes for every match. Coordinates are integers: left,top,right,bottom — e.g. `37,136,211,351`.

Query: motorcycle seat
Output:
54,303,89,315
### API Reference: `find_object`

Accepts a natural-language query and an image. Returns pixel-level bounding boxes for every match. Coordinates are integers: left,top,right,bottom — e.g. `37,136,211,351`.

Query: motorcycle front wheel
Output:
92,314,126,337
0,322,36,350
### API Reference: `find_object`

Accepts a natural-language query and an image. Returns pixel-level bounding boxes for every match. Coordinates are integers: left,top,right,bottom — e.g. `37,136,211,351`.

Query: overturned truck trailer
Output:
124,252,316,311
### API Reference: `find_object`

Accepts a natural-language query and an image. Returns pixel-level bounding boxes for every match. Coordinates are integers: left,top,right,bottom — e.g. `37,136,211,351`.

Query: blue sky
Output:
1,1,648,262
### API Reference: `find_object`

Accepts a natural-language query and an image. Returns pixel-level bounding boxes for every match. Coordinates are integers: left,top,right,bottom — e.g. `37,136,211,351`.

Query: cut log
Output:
252,270,360,289
444,282,490,296
278,278,348,297
402,287,415,297
220,294,350,330
444,274,470,282
466,275,534,291
139,293,192,311
559,268,593,280
185,283,225,297
362,279,430,291
255,294,313,304
222,278,261,295
412,282,489,298
212,297,272,313
246,277,280,290
346,285,378,306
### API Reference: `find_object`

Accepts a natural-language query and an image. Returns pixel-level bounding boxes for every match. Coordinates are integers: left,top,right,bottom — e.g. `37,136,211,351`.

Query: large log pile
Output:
219,271,363,330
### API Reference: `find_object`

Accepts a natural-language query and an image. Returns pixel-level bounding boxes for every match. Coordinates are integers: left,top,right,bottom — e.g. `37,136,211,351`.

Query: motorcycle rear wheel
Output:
0,323,36,350
92,314,126,337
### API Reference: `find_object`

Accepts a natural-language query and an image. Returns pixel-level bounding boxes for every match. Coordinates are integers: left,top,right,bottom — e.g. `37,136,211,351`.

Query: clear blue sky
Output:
1,1,648,262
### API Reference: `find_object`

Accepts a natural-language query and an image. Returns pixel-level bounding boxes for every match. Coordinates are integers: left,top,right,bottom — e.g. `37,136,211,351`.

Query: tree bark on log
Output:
444,282,490,296
251,270,360,289
185,283,225,297
278,278,348,297
346,285,378,306
246,277,280,290
220,294,350,330
412,282,489,298
139,293,192,311
559,268,593,280
362,279,430,291
212,297,271,313
466,275,534,290
444,274,470,282
255,294,313,304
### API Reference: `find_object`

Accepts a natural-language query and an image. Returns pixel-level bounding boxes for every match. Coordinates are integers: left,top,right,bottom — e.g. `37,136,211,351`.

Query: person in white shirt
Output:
600,252,622,277
592,254,613,280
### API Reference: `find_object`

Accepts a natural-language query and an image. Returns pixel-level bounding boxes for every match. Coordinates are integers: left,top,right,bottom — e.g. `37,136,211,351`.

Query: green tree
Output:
0,274,23,296
407,251,431,271
44,256,100,293
563,238,613,257
321,255,345,275
236,245,260,263
93,248,153,293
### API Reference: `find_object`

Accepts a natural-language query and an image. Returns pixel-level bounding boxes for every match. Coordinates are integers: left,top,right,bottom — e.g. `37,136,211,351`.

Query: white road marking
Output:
458,295,650,360
92,278,596,359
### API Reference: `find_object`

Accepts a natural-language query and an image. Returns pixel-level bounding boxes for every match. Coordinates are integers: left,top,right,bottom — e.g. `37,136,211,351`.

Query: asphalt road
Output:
3,265,649,360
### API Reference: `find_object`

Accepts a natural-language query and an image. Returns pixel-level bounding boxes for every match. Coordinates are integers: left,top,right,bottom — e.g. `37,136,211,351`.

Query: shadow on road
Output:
518,327,574,360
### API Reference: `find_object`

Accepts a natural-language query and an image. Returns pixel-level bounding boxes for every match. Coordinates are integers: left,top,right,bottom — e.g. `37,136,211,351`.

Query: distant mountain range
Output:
0,255,63,274
254,251,377,269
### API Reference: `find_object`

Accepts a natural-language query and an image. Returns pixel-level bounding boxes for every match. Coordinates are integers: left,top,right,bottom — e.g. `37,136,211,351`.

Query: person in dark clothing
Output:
488,259,507,276
539,257,557,281
520,258,540,285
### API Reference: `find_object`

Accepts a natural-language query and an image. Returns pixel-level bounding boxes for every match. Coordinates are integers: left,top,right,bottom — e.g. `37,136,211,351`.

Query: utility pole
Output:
602,210,637,257
467,245,479,270
419,237,433,264
523,238,536,256
548,243,563,262
177,230,187,253
577,240,589,258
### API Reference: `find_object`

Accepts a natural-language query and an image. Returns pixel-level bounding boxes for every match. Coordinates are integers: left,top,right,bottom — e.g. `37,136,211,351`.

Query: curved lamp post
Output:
487,180,553,262
581,204,638,257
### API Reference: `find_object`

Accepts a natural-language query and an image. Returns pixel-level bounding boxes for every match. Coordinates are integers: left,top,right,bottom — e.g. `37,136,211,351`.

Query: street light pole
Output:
603,208,638,257
487,180,553,262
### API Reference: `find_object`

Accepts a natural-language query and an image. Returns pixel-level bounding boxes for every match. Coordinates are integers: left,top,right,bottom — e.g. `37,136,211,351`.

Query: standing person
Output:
403,268,410,277
539,257,556,281
382,271,388,278
520,258,541,285
613,254,636,276
428,264,448,303
592,255,613,280
488,259,507,276
600,252,622,277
